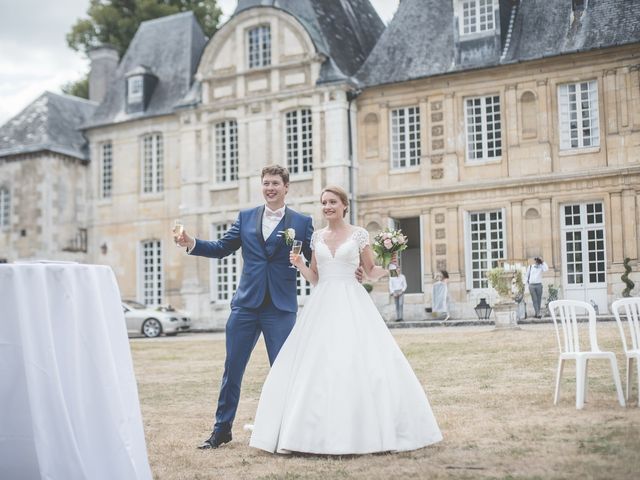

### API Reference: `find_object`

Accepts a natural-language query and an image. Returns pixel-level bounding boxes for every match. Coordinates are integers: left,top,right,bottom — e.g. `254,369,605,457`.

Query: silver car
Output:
122,300,191,338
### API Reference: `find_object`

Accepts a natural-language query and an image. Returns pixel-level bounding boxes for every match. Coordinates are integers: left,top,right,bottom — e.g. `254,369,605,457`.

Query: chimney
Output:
88,45,119,103
572,0,586,14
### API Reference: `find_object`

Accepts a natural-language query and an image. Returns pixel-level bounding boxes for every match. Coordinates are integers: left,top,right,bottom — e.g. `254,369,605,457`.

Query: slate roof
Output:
356,0,640,88
85,11,207,128
235,0,385,83
0,92,97,161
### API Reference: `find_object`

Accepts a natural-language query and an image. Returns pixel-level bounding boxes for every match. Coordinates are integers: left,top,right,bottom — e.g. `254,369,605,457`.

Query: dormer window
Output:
248,25,271,69
461,0,495,36
125,65,157,114
128,76,143,104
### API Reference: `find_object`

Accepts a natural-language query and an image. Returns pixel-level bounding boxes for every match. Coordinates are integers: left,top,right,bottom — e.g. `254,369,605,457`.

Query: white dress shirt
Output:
526,262,548,284
262,205,286,240
389,274,407,295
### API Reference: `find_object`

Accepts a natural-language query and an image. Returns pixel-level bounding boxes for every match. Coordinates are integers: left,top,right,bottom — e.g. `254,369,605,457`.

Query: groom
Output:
177,165,313,449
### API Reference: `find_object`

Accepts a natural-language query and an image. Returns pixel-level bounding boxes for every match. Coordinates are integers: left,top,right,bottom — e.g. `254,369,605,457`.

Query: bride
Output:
249,186,442,455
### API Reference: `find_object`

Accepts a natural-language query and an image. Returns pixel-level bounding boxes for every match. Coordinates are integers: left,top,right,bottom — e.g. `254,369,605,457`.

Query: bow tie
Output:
265,210,284,220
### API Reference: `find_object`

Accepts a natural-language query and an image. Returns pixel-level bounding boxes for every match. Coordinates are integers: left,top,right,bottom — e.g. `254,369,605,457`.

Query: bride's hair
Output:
321,185,349,217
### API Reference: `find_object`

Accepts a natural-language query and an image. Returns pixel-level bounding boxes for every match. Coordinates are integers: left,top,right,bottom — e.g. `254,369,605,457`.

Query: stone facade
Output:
0,152,89,262
172,8,359,327
2,2,640,328
356,46,640,318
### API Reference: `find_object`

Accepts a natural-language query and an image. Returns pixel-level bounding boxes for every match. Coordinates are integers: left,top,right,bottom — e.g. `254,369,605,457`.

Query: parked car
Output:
122,300,191,338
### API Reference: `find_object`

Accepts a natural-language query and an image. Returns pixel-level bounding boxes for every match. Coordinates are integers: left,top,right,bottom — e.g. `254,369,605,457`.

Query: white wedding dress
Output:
249,227,443,454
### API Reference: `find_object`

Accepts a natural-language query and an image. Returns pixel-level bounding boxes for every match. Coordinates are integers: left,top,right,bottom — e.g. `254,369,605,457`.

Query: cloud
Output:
0,0,398,125
0,0,90,124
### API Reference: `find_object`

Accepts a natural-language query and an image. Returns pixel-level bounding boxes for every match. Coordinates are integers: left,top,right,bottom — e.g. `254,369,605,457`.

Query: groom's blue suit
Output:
190,205,313,434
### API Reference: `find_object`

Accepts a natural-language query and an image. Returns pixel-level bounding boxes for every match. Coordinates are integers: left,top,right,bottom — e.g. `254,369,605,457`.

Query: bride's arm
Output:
360,245,389,281
291,250,319,285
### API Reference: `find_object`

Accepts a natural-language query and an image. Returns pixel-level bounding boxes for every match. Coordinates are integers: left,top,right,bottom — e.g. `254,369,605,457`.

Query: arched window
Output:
285,109,313,175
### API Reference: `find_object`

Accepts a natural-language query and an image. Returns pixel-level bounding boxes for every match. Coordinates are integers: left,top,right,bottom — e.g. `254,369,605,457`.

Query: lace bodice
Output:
311,227,369,283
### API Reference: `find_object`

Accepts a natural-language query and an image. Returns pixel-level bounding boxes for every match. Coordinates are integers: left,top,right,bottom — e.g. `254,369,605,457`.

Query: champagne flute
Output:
173,219,184,246
290,240,303,269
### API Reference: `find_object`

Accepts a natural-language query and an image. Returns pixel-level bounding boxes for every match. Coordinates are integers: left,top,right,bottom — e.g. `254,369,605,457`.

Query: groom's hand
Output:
355,265,364,283
177,231,195,251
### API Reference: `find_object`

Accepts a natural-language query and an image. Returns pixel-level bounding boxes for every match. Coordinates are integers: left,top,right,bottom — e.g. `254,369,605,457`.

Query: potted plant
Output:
486,265,524,330
486,267,524,303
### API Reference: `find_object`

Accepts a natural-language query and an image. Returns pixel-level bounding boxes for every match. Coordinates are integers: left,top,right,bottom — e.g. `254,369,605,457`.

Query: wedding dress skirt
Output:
249,228,443,454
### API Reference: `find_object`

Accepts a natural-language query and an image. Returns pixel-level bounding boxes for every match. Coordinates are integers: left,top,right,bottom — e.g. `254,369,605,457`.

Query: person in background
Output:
388,264,407,322
432,270,449,321
526,256,548,318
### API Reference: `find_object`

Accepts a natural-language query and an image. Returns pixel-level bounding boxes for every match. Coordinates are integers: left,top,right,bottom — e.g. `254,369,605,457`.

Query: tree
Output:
67,0,222,57
63,0,222,98
62,76,89,99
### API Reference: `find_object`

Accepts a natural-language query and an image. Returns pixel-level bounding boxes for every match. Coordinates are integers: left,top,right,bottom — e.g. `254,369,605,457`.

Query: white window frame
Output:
390,106,421,170
296,266,312,300
247,25,271,69
558,80,600,150
128,76,143,104
0,186,10,228
464,209,506,290
464,94,502,162
459,0,496,36
561,202,606,287
138,239,163,306
209,223,240,303
100,141,113,199
285,109,313,176
215,120,238,183
142,133,163,194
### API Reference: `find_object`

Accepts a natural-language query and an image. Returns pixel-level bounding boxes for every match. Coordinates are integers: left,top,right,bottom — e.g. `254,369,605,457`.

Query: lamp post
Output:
474,298,492,321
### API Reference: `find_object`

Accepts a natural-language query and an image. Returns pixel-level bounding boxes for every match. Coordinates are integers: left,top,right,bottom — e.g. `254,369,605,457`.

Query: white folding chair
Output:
549,299,625,409
611,298,640,407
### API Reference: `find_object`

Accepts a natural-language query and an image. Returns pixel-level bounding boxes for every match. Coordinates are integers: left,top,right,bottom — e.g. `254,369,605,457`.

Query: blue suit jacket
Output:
190,206,313,313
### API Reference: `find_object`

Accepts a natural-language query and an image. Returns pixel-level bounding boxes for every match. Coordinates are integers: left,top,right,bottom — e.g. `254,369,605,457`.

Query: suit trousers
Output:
529,283,543,316
214,297,296,433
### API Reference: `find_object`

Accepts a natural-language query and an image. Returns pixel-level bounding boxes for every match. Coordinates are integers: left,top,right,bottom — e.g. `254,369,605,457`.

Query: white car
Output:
122,300,191,338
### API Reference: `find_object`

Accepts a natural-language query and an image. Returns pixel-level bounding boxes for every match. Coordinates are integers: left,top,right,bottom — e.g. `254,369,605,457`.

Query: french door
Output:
560,202,607,313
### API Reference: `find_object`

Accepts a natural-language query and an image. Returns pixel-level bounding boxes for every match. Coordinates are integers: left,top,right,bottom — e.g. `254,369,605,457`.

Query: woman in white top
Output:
526,257,548,318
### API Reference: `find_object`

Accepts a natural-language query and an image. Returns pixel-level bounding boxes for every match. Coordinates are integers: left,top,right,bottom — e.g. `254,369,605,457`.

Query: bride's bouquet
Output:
372,228,408,276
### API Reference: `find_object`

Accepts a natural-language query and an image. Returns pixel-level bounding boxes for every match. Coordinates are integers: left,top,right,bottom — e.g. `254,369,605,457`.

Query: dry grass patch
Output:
130,323,640,480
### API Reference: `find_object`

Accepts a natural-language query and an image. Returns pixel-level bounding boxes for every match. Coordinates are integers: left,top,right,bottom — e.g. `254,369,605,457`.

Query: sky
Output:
0,0,398,126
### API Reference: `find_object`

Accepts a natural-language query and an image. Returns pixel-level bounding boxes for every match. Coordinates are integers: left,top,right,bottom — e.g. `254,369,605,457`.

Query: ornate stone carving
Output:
432,139,444,150
431,125,444,136
436,244,446,255
435,213,445,224
431,112,443,122
430,155,443,165
435,228,446,239
431,168,444,180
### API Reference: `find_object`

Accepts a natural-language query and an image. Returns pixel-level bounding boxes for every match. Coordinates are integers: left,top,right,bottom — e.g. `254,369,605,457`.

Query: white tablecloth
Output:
0,263,152,480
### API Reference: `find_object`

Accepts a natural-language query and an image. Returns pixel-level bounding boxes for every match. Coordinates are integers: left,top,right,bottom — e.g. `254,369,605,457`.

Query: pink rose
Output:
383,238,393,249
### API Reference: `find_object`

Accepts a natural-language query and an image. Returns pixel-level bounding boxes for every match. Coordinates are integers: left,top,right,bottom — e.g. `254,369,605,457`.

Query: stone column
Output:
604,69,618,135
622,189,638,260
610,192,624,263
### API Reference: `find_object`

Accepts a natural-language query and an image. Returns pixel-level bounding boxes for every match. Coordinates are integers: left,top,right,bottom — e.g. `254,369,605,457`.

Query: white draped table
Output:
0,263,152,480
